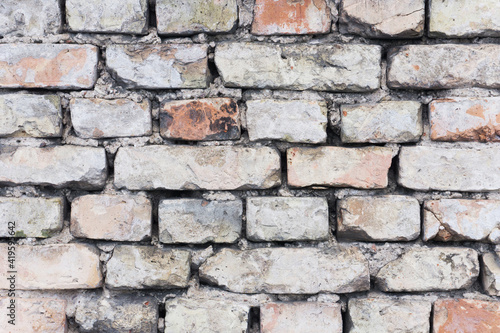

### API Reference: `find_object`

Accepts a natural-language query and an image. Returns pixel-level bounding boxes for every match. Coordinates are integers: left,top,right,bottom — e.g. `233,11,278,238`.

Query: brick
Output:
0,0,61,37
199,247,369,294
429,0,500,38
106,245,190,289
66,0,148,34
340,0,425,38
114,146,281,190
387,44,500,89
482,252,500,296
423,199,500,243
75,295,158,333
429,98,500,142
0,197,64,238
348,298,432,333
71,194,152,241
160,98,240,141
0,146,107,190
0,244,102,290
70,98,152,139
251,0,331,35
0,44,98,89
246,197,329,242
0,94,62,138
246,99,327,143
433,299,500,333
156,0,238,35
337,196,420,242
340,101,423,143
0,298,67,333
165,298,249,333
261,302,342,333
399,146,500,191
287,146,393,189
106,44,209,89
159,199,242,244
215,43,381,92
376,247,479,292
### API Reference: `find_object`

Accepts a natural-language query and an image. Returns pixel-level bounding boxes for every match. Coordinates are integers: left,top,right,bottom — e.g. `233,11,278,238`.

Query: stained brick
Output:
70,98,152,139
0,146,107,190
114,146,281,190
0,44,98,89
0,0,62,37
0,244,102,290
429,98,500,142
160,98,240,141
287,146,393,189
71,194,152,241
387,44,500,89
106,44,209,89
0,197,64,238
251,0,332,35
482,252,500,296
261,302,342,333
0,94,62,138
399,146,500,191
433,299,500,333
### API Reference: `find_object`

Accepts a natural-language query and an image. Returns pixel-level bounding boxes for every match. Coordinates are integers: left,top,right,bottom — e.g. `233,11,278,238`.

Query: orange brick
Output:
160,98,240,141
251,0,331,35
433,299,500,333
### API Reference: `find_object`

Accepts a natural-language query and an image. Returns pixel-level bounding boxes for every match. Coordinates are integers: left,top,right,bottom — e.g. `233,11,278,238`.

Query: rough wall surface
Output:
1,0,500,332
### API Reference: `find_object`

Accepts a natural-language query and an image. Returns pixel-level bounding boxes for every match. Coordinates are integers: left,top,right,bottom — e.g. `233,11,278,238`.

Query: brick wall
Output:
1,0,500,332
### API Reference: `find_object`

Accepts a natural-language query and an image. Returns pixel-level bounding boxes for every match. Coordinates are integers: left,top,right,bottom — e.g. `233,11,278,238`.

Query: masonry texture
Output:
1,1,500,332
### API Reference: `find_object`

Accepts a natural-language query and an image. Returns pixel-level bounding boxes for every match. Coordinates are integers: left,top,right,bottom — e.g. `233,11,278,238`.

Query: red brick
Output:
433,299,500,333
160,98,240,141
251,0,331,35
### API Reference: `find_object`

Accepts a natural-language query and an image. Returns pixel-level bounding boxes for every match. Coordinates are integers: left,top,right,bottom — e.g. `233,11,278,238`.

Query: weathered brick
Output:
387,45,500,89
0,197,64,238
71,195,152,241
0,94,62,138
159,199,242,244
246,99,327,143
429,98,500,142
0,298,67,333
0,244,102,289
106,44,209,89
246,197,329,242
215,43,381,91
287,146,393,189
423,199,500,243
75,295,158,333
340,0,425,38
399,146,500,191
70,98,152,139
66,0,148,34
337,196,420,242
376,247,479,292
0,146,107,190
0,0,61,37
340,101,422,143
261,302,342,333
251,0,331,35
0,44,98,89
347,298,432,333
482,252,500,296
165,298,249,333
199,247,370,294
433,299,500,333
106,245,190,289
160,98,240,141
429,0,500,38
114,146,281,190
156,0,238,35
